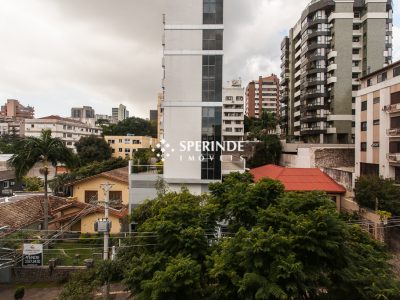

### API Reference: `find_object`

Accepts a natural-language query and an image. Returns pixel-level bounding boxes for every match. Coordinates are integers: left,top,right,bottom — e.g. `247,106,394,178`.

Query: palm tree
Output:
8,129,74,231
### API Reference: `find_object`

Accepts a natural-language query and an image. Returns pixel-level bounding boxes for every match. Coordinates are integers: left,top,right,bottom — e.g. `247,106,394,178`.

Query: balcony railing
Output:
131,165,163,175
387,128,400,137
387,153,400,164
383,104,400,114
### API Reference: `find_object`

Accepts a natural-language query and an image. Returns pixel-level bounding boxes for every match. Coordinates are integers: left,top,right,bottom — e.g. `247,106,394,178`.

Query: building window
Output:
203,29,223,50
118,148,123,152
377,72,387,83
201,107,222,180
85,191,98,203
360,142,367,152
372,142,380,148
202,55,223,102
394,66,400,78
360,163,379,177
125,148,131,153
373,119,380,125
109,191,122,204
373,97,380,104
203,0,223,24
361,101,367,111
367,79,372,87
361,122,367,131
3,181,9,188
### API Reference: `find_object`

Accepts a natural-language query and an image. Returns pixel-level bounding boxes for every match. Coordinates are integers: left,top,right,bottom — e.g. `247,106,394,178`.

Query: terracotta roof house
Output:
70,167,129,207
50,200,128,234
0,195,69,237
249,164,346,211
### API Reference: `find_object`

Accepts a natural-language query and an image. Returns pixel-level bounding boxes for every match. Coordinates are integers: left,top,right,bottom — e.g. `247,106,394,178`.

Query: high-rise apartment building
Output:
163,0,224,193
355,61,400,183
223,80,244,141
280,0,393,144
0,99,34,120
246,75,280,118
112,104,129,122
149,110,158,122
71,106,95,125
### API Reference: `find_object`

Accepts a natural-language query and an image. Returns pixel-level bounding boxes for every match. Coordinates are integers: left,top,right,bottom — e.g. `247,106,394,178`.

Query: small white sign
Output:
22,244,43,266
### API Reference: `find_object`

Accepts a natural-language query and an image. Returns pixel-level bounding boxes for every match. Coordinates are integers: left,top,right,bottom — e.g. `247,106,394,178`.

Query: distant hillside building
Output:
150,110,158,122
105,135,158,159
0,99,34,120
71,106,96,125
112,104,129,122
25,115,102,151
246,75,280,118
222,80,244,141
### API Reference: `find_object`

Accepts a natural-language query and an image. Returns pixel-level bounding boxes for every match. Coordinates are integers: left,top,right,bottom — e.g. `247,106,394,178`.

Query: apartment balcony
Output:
387,128,400,137
327,127,337,134
301,102,328,111
301,92,327,100
327,76,337,84
327,50,337,60
300,127,327,135
294,131,301,136
301,79,325,89
131,164,164,175
294,90,301,98
353,30,362,36
294,110,301,117
352,42,362,49
294,100,301,107
295,39,302,50
352,67,361,73
301,115,327,123
294,121,301,127
387,153,400,165
295,69,302,79
327,64,337,72
384,104,400,114
352,54,362,61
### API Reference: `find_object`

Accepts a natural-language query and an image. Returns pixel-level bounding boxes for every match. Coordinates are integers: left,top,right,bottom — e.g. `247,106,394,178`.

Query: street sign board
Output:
22,244,43,267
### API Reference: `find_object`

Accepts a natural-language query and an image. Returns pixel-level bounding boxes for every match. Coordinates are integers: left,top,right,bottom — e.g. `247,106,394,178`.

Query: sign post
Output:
22,244,43,267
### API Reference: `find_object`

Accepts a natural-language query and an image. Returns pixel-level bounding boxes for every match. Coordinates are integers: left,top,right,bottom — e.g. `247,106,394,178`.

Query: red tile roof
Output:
70,166,129,186
250,164,346,194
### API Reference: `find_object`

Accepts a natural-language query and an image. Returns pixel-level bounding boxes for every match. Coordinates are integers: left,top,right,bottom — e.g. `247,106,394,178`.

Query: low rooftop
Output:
250,164,346,194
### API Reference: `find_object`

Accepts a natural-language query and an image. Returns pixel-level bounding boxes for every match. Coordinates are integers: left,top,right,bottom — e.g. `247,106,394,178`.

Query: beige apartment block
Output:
355,60,400,183
105,135,158,159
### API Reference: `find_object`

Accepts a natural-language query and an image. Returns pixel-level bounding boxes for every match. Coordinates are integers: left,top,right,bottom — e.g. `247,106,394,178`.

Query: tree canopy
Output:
75,135,113,166
112,173,400,300
355,176,400,215
102,117,157,138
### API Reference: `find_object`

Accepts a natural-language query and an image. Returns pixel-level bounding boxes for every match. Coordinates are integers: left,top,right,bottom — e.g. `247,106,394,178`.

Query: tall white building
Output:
223,80,244,141
25,116,102,151
162,0,224,193
112,104,129,122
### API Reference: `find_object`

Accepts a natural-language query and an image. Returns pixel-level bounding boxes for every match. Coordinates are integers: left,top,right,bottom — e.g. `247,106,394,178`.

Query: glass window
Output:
360,142,367,152
361,121,367,131
367,79,372,87
203,0,223,24
373,119,380,125
361,101,367,111
373,97,380,104
202,55,223,102
394,66,400,78
377,72,387,83
203,29,223,50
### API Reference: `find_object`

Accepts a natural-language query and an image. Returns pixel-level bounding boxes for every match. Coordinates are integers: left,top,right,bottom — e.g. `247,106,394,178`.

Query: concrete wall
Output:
12,266,87,283
322,167,353,191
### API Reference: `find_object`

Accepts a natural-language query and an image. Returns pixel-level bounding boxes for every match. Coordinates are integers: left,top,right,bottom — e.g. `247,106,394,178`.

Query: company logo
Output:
152,139,245,162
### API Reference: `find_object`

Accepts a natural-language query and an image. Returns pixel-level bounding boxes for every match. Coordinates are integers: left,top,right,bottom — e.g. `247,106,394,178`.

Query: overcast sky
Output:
0,0,399,119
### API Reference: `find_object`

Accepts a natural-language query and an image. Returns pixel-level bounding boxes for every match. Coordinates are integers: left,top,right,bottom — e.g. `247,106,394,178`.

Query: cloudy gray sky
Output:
0,0,399,119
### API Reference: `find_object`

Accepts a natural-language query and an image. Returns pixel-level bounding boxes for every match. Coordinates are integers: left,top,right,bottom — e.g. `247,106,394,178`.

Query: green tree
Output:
102,117,157,138
73,173,400,299
22,176,44,192
8,129,74,230
246,111,279,140
247,135,282,168
75,135,113,166
355,176,400,215
0,134,21,154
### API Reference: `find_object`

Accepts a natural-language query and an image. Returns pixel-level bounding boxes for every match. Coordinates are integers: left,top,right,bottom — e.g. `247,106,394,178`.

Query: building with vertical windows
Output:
245,75,280,118
222,80,244,141
157,92,164,140
71,106,96,125
162,0,224,193
112,104,130,122
280,0,393,144
355,61,400,183
105,135,158,159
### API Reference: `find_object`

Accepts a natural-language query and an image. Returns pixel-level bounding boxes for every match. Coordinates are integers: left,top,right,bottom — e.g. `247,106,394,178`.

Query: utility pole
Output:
99,182,114,300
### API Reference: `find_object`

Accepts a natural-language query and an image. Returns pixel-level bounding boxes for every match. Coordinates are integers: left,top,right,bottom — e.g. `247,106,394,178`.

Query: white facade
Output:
112,104,129,122
222,80,244,141
162,0,224,193
25,116,102,151
355,62,400,182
